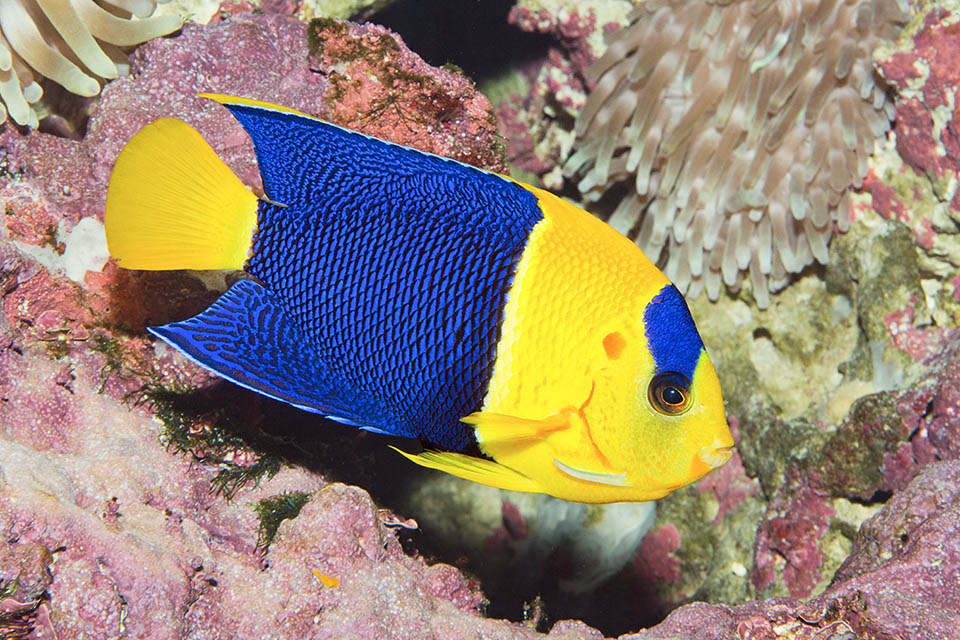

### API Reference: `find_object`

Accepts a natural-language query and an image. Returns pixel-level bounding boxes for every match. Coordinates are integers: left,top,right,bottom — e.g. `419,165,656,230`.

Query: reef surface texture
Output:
1,2,960,639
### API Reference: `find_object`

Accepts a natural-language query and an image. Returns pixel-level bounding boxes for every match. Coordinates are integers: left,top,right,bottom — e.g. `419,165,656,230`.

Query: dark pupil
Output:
661,386,684,406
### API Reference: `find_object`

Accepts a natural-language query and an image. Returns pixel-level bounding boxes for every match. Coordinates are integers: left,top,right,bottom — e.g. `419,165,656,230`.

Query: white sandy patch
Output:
14,217,111,285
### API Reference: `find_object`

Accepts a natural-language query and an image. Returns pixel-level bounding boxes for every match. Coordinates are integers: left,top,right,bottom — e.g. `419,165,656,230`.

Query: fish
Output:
104,94,734,504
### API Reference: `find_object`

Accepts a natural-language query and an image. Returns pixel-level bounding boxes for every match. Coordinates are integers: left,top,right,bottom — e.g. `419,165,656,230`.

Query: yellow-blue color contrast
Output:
104,94,734,503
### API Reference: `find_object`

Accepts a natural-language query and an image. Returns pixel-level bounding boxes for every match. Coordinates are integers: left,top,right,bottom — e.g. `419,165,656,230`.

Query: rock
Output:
488,0,632,188
620,461,960,640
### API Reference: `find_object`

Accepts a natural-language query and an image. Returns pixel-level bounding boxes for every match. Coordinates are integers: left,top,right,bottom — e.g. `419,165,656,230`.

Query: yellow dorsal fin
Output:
105,117,258,270
460,410,571,447
390,447,542,493
197,93,313,118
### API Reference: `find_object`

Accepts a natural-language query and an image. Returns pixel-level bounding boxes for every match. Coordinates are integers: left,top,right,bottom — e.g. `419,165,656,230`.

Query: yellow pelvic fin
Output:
105,117,258,270
390,447,542,493
460,410,570,447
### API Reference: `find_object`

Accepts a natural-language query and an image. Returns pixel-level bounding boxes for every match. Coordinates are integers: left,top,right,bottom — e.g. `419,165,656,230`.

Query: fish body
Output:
105,94,733,503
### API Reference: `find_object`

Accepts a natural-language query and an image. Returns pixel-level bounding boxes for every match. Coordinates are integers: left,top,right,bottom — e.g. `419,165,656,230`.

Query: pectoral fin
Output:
390,447,542,493
461,410,571,447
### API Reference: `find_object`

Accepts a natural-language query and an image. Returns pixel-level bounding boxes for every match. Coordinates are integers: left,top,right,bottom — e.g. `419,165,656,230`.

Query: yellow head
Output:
468,183,734,503
563,291,734,502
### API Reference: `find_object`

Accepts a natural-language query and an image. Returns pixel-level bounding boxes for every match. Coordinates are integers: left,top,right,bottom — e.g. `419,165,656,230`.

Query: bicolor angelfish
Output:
105,94,734,504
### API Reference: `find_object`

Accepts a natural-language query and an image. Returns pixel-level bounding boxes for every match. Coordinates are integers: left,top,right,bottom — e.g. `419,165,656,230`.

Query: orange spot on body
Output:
602,331,626,360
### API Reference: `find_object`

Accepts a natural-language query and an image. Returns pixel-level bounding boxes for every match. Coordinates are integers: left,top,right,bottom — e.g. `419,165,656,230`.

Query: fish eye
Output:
648,372,693,416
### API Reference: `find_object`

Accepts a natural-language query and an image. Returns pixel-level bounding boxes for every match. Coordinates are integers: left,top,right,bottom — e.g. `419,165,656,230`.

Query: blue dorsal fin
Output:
149,279,373,428
197,93,519,210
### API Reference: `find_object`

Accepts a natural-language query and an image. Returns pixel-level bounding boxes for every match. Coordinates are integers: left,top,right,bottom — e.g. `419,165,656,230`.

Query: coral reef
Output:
564,0,907,308
869,7,960,293
524,2,957,628
0,0,182,127
306,18,504,169
492,0,631,189
2,0,960,637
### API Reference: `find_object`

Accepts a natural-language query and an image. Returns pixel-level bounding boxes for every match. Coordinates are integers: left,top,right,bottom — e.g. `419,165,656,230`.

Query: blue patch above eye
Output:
642,285,705,382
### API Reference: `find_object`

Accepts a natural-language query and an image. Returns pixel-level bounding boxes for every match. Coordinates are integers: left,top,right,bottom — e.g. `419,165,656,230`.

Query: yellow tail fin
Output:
105,117,258,270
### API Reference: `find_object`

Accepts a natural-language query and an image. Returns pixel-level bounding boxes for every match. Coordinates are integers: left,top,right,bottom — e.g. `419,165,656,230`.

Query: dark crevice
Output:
370,0,555,83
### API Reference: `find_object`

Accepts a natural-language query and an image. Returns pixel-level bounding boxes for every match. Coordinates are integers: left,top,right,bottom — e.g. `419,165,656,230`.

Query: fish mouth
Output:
699,445,734,470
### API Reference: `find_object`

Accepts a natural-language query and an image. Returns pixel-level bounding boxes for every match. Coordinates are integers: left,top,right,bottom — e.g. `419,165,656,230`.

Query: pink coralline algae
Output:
860,172,909,224
307,19,505,171
694,450,759,525
482,500,530,559
632,524,682,587
495,7,601,181
884,335,960,492
863,6,960,261
751,473,835,599
507,6,597,112
884,302,957,364
747,333,960,605
4,4,960,638
878,10,960,189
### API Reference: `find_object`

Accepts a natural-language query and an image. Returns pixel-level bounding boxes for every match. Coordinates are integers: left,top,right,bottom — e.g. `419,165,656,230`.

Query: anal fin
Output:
391,448,542,493
150,279,362,424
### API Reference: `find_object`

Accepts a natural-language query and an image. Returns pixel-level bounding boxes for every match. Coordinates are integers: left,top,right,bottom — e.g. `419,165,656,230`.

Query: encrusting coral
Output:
565,0,907,308
0,0,181,128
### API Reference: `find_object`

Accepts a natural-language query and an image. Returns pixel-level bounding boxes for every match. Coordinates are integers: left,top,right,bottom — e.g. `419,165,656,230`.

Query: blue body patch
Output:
642,285,704,382
193,103,543,452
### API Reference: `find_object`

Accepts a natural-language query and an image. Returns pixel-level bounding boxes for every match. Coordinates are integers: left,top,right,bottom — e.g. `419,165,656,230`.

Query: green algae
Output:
254,491,310,550
832,221,926,343
307,18,349,55
0,156,20,180
39,224,64,256
310,19,401,64
677,202,950,604
89,333,127,392
139,381,282,500
815,391,907,501
44,336,70,360
441,62,466,76
737,409,827,498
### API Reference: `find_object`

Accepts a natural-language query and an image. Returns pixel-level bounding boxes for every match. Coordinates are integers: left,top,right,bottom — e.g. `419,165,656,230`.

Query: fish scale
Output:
237,106,542,450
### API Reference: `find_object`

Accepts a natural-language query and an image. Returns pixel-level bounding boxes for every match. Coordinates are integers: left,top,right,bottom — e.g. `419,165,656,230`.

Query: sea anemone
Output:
565,0,907,308
0,0,181,128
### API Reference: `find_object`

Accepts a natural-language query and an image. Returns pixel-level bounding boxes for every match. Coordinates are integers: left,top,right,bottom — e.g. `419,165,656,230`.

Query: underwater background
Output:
1,0,959,638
